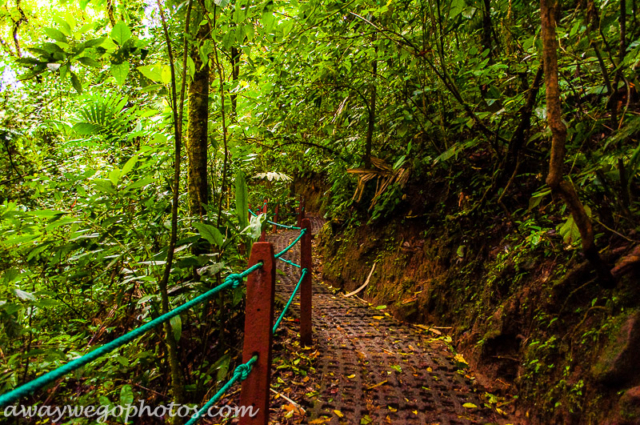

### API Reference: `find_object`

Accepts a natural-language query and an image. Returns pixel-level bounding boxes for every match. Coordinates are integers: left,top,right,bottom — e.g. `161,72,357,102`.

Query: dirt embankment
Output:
313,184,640,424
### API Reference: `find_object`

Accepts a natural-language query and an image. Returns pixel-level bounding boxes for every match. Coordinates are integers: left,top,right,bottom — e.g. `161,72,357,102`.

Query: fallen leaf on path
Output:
366,380,387,390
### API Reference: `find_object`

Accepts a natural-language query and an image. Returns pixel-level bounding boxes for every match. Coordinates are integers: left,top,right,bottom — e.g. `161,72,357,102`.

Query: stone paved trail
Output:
269,217,513,425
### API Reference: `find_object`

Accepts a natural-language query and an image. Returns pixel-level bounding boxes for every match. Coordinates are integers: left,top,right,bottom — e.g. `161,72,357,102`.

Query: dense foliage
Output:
1,0,639,421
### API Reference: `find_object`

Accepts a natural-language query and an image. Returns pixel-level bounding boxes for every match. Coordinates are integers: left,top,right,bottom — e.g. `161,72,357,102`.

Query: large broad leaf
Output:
137,65,163,83
111,62,129,86
235,171,249,229
73,122,99,134
121,155,138,177
12,288,37,301
111,21,131,45
557,207,590,247
170,315,181,342
70,72,83,93
77,57,101,68
193,222,224,246
161,65,171,84
83,37,105,48
120,385,134,406
44,28,67,42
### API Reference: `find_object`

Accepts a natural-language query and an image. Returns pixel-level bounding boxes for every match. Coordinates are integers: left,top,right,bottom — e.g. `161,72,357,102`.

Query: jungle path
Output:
268,216,513,425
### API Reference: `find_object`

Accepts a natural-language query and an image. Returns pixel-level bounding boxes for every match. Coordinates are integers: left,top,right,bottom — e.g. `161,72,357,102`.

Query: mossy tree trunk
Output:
186,22,210,218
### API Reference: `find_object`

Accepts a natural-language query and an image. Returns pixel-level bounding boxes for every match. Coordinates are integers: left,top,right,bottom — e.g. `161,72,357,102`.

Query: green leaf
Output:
528,189,551,211
70,72,83,93
44,28,67,42
116,356,129,367
161,65,171,84
262,11,274,32
193,222,224,246
235,170,249,229
35,298,59,308
53,17,72,36
121,155,138,177
83,37,105,48
93,179,117,194
119,385,134,406
137,65,163,83
111,21,131,45
73,122,99,134
557,216,580,245
16,57,42,65
26,209,65,218
77,56,101,68
170,315,182,342
13,288,37,301
126,177,154,190
212,354,231,381
187,56,195,80
111,62,129,86
109,168,122,186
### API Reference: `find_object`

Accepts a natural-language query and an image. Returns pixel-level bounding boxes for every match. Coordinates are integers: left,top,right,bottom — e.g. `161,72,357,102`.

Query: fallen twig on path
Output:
344,263,376,297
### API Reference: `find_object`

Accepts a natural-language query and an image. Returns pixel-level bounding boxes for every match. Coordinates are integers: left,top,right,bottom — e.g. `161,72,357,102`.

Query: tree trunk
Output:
186,23,210,218
540,0,615,287
230,46,240,120
106,0,116,27
482,0,493,56
364,36,377,169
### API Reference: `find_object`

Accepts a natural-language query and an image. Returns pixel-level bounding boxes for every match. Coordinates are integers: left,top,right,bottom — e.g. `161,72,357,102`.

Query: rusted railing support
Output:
239,242,276,425
297,196,305,227
260,199,267,241
272,204,279,234
300,218,313,346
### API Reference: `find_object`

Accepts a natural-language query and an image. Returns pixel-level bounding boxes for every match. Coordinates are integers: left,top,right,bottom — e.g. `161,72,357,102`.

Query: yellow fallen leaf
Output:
463,403,478,409
366,380,387,390
427,367,433,372
388,406,397,412
373,316,384,320
347,374,355,379
309,419,331,424
334,410,344,418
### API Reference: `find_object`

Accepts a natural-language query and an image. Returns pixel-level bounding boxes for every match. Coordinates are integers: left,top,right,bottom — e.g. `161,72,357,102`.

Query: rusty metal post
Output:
260,199,268,241
239,242,276,425
300,218,312,346
272,204,279,234
297,196,305,227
